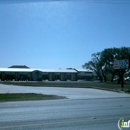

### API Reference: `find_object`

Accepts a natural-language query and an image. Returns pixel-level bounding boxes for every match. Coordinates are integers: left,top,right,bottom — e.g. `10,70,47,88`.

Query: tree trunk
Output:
104,76,107,82
117,77,121,84
100,76,103,82
101,69,107,82
111,74,115,82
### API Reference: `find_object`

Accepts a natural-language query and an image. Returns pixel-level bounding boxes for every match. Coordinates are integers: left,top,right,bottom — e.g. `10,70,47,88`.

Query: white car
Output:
124,77,130,81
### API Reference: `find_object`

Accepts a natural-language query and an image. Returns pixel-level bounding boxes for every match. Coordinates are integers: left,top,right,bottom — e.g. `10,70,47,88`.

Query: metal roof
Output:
8,65,30,68
41,69,77,73
0,68,77,73
74,69,93,73
0,68,34,72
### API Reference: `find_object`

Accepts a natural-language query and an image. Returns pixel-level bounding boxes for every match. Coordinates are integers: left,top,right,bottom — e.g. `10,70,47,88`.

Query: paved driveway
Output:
0,84,130,99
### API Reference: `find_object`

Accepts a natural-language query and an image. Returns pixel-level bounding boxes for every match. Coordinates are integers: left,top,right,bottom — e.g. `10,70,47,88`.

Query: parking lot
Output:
0,84,130,100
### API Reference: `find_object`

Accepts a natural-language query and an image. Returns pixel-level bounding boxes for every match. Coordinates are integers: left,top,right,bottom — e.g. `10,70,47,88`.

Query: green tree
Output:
82,52,104,82
100,47,119,82
83,47,130,83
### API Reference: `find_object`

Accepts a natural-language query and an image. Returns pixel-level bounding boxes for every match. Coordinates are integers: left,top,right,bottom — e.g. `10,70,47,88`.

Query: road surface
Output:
0,97,130,130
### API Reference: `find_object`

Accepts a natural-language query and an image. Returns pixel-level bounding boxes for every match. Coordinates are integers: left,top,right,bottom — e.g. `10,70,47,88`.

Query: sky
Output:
0,0,130,69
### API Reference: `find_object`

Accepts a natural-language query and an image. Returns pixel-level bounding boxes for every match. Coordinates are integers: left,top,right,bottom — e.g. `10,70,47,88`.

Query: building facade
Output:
0,66,93,81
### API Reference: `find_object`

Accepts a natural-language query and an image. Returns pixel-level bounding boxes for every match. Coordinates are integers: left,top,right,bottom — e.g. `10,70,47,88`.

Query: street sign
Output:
113,59,130,89
113,59,129,69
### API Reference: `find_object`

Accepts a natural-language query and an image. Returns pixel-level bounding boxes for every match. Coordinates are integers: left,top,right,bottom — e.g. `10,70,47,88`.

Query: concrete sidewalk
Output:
0,84,130,99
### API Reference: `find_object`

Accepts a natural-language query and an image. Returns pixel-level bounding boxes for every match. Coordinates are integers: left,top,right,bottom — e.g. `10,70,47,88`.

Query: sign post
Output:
121,69,124,89
113,59,130,90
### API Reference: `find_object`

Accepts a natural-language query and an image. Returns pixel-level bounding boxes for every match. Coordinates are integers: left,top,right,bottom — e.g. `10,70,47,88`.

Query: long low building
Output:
0,65,93,81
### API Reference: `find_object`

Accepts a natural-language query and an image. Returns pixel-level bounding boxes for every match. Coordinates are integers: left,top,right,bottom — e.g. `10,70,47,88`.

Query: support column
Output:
1,72,5,81
71,73,77,81
28,72,32,81
60,73,66,81
49,73,55,81
15,72,19,81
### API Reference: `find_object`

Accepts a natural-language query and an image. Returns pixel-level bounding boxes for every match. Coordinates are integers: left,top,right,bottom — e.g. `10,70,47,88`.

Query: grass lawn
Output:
0,93,66,102
0,81,130,90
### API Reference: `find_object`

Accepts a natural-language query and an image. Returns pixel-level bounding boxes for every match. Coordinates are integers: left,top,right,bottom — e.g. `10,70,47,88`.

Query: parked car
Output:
124,77,130,81
113,77,119,81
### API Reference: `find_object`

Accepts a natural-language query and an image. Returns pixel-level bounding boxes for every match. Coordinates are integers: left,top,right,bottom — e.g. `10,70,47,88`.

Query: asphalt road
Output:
0,97,130,130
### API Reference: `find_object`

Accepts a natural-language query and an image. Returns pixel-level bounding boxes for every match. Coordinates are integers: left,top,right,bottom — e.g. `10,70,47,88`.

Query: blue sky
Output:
0,0,130,69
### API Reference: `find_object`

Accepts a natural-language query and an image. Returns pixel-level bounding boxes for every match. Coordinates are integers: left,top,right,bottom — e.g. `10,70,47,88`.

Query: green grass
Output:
0,81,130,91
0,93,66,102
1,81,130,89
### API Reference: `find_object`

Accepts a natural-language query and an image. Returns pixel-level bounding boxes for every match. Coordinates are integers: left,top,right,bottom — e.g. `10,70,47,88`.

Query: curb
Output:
90,86,122,93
